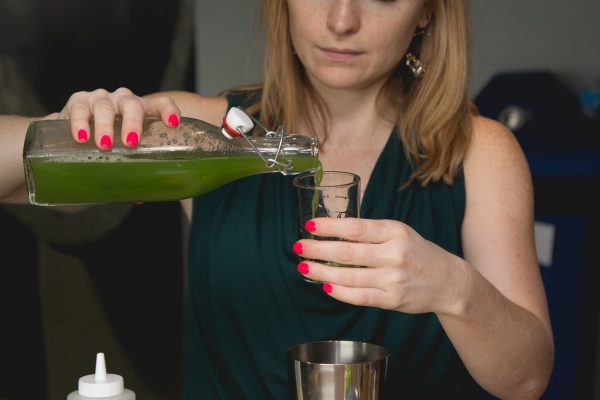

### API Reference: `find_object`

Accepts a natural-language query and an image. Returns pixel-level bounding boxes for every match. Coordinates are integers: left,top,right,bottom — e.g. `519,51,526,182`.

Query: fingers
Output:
63,89,115,149
322,284,388,308
92,96,117,149
66,91,93,144
303,217,398,244
61,87,181,149
296,239,387,268
141,95,180,127
298,260,383,288
296,261,388,307
116,93,145,148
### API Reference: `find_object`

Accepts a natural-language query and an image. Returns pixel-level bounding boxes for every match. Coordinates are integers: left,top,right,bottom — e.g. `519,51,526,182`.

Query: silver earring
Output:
405,52,426,78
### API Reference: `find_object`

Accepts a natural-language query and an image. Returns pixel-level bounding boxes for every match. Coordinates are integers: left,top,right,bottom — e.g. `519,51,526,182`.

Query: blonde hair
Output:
243,0,474,186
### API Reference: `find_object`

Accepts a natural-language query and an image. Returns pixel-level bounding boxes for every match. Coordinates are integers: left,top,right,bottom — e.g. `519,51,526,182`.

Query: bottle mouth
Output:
283,134,318,152
310,137,319,158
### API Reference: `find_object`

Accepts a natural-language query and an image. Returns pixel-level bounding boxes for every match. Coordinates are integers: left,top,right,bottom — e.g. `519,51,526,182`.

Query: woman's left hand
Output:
293,217,467,316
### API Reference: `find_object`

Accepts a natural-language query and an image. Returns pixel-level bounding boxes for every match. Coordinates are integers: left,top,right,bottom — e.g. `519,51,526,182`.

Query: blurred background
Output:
0,0,599,399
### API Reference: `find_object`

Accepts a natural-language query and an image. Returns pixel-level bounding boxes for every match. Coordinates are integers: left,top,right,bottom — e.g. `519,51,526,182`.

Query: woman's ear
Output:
417,1,432,29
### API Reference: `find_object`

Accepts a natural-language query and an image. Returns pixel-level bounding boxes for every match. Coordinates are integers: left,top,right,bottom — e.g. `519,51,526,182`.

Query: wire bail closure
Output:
226,108,293,172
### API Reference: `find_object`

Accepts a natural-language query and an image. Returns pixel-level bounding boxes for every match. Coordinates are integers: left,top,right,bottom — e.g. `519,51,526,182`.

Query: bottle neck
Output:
178,117,320,175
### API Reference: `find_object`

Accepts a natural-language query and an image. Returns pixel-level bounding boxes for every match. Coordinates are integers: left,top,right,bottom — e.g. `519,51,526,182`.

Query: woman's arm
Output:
0,89,228,209
0,113,58,203
295,116,553,399
436,116,553,398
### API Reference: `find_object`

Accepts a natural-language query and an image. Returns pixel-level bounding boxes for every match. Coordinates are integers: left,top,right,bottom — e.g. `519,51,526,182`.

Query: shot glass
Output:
292,171,361,282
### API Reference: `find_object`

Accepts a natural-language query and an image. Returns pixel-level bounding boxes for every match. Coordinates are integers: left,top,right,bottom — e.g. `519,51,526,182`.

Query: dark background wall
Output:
0,0,194,399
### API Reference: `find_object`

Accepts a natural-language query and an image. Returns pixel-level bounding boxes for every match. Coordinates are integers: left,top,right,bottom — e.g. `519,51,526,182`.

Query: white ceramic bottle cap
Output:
222,107,254,139
78,353,124,398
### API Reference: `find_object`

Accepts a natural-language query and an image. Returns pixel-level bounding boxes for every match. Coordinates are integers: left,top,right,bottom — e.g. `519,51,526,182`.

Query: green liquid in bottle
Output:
24,117,320,205
28,153,319,205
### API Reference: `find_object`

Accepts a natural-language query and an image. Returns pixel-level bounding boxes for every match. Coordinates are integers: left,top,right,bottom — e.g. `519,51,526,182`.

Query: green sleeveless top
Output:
183,92,485,399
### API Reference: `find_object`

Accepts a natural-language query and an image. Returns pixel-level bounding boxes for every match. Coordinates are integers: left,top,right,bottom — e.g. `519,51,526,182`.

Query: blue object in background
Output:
580,88,600,119
536,216,586,399
527,156,600,399
475,70,600,399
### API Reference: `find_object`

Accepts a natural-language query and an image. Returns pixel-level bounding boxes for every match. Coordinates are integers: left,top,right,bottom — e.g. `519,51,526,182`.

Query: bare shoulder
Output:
463,115,531,185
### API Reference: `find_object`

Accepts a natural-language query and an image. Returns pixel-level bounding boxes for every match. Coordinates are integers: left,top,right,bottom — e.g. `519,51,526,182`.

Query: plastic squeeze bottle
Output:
67,353,135,400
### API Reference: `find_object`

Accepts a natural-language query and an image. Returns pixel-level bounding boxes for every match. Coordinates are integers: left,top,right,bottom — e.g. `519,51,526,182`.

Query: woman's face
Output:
287,0,431,92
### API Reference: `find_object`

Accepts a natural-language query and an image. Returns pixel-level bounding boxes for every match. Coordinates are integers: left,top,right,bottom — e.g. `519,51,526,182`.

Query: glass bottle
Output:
23,109,320,205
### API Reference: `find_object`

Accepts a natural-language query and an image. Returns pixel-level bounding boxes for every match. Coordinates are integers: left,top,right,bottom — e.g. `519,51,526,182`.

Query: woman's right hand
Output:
60,87,181,149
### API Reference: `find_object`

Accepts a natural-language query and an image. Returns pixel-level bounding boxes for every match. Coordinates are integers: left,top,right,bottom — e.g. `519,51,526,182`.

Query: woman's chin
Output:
310,74,375,92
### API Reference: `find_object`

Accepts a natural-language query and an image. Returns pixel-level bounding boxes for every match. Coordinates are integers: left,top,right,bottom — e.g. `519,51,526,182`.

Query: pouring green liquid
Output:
24,118,320,205
311,162,324,222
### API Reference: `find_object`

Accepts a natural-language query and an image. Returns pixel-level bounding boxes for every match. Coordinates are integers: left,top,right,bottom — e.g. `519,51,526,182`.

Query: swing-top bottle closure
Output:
222,107,308,172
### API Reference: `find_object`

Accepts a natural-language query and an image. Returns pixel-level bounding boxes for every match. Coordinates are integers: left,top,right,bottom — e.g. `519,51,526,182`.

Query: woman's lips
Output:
320,47,363,61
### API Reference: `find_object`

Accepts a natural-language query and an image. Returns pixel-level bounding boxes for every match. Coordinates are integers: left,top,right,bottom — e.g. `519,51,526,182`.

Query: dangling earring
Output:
405,53,425,78
405,28,429,78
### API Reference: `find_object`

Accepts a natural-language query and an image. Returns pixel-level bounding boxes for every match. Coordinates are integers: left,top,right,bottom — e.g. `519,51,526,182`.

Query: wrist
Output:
436,255,478,320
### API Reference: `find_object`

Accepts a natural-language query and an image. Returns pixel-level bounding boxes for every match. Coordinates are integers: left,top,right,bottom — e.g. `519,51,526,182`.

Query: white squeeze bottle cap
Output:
222,106,254,139
67,353,135,399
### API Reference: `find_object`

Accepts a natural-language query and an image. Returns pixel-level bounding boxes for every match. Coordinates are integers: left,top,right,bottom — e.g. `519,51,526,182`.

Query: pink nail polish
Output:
323,283,333,293
77,129,88,142
293,242,303,255
100,135,112,149
126,131,139,147
297,262,310,274
304,220,317,232
168,114,179,127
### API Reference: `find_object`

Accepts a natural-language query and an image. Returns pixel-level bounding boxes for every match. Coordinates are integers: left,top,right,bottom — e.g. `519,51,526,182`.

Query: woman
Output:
0,0,553,398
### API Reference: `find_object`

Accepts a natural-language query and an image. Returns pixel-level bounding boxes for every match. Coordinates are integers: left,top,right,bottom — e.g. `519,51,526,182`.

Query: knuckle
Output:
92,88,110,97
355,290,374,307
114,87,133,96
92,100,115,114
157,95,175,107
383,243,407,266
339,270,359,287
336,242,354,264
69,90,89,102
119,95,144,109
396,248,408,265
392,291,408,309
388,268,407,285
398,223,413,239
346,219,364,239
69,102,89,115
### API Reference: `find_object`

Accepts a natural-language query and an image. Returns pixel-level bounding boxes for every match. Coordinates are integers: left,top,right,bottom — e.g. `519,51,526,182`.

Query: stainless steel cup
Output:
287,340,389,400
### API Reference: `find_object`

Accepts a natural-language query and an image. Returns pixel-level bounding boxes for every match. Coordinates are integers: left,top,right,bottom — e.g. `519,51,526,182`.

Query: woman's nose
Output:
327,0,361,36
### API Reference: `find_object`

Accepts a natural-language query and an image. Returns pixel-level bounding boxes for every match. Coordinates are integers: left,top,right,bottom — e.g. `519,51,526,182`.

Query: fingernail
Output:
304,220,317,232
297,262,310,274
293,242,303,255
323,283,333,293
100,134,112,149
126,131,139,147
168,114,179,127
77,129,88,142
